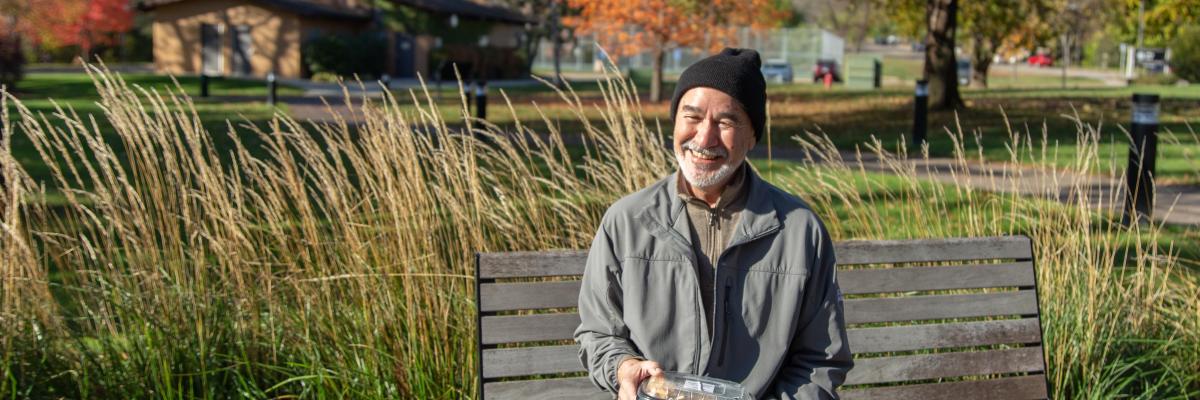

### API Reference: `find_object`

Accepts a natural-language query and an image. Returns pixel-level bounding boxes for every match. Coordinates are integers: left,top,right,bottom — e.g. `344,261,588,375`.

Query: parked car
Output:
761,61,794,83
957,59,971,86
812,59,842,83
1027,53,1053,67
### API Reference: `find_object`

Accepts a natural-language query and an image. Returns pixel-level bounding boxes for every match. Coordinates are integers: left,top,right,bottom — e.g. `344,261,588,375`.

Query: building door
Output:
201,23,223,76
232,25,253,76
393,33,415,78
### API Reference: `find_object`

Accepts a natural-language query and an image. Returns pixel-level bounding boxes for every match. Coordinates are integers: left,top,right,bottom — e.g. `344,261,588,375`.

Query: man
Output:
574,48,853,400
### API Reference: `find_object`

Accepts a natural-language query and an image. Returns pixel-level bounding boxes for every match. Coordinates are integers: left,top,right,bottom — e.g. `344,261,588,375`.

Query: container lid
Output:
637,371,746,400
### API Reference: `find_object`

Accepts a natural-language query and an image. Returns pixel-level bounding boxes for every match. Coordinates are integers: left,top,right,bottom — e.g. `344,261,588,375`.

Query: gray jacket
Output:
574,168,853,399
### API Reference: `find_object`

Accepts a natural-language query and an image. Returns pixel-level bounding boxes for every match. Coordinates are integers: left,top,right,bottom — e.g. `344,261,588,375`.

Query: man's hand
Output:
617,358,664,400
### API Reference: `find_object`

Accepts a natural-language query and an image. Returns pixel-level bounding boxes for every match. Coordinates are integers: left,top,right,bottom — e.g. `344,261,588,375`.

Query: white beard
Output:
676,145,737,189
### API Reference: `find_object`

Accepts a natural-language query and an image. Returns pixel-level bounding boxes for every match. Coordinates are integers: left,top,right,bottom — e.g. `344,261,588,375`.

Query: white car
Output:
761,61,794,83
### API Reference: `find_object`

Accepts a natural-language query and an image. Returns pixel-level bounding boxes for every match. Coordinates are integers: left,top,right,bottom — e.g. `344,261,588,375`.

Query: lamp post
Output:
1123,93,1159,226
912,80,929,148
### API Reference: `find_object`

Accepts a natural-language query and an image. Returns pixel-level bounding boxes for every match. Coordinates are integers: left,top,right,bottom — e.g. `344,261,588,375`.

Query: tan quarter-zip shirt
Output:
677,162,749,337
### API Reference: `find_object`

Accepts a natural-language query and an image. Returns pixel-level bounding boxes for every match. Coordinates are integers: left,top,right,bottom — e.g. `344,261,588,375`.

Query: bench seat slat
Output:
482,313,582,345
482,314,1043,354
838,262,1035,295
481,345,583,379
845,346,1044,385
841,375,1048,400
844,290,1038,325
479,251,588,279
848,318,1042,354
476,236,1032,279
483,377,608,400
835,236,1031,265
481,281,581,312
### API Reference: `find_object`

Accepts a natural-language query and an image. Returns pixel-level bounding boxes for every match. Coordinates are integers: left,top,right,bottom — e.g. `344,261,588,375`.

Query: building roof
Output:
137,0,372,20
389,0,532,25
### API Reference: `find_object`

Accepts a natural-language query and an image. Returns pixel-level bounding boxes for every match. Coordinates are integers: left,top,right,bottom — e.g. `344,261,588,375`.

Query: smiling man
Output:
575,48,853,400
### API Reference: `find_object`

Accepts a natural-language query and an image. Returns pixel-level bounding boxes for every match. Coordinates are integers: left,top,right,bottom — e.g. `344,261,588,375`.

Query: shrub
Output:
0,31,24,90
302,31,386,79
1169,25,1200,82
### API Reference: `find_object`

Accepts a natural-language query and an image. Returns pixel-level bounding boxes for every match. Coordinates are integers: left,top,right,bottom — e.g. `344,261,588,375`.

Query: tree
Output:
793,0,882,52
20,0,132,61
1043,0,1105,88
563,0,787,102
924,0,963,110
960,0,1049,88
1169,24,1200,81
496,0,578,88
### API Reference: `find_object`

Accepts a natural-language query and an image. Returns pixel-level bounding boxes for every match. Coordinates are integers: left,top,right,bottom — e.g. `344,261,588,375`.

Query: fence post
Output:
266,72,277,106
475,80,487,121
200,73,210,98
873,59,882,89
1123,93,1159,226
912,80,928,148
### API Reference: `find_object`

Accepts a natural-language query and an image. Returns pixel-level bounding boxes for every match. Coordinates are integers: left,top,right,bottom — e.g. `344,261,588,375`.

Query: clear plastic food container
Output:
636,371,747,400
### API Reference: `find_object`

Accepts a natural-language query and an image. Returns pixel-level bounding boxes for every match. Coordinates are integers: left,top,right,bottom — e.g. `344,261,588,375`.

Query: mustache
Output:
682,140,728,158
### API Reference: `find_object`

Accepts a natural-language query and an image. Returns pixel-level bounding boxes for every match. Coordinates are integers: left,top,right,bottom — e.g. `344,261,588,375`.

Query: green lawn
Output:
12,71,305,98
6,72,293,187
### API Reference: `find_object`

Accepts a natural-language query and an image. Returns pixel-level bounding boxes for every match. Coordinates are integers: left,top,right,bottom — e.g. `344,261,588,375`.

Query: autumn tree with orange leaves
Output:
8,0,133,61
563,0,788,102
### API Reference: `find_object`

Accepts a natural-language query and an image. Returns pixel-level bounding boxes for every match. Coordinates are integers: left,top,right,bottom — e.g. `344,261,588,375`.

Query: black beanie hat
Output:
670,48,767,142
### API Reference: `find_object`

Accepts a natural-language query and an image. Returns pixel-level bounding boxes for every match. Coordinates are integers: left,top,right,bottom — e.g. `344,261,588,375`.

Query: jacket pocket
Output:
619,257,701,369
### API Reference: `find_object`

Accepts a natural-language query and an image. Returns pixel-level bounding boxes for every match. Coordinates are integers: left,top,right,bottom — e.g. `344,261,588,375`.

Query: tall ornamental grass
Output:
0,65,1196,398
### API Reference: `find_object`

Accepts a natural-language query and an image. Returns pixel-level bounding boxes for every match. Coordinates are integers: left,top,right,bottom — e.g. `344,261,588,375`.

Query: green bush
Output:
302,31,386,79
0,32,25,90
1170,25,1200,82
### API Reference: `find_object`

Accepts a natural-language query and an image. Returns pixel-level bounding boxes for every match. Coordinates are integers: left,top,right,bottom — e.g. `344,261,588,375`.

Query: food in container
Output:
636,371,746,400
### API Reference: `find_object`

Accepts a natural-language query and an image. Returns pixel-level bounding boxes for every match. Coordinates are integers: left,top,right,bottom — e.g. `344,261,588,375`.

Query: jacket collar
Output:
649,162,781,250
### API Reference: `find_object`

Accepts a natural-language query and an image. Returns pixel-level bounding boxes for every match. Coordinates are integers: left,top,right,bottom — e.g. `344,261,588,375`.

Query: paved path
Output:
277,77,544,98
753,147,1200,226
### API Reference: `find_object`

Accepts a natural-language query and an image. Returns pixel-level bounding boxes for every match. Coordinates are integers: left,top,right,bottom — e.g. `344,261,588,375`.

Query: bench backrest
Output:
475,235,1049,399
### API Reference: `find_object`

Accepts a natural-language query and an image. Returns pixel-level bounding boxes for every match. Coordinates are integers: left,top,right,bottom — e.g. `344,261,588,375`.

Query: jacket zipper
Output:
717,281,731,366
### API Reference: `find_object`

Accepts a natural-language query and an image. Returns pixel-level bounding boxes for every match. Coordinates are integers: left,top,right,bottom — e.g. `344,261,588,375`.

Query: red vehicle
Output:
1027,54,1054,67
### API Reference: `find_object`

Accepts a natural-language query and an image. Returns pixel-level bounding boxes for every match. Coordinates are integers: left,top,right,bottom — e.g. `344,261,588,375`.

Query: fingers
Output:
619,359,662,400
640,360,664,378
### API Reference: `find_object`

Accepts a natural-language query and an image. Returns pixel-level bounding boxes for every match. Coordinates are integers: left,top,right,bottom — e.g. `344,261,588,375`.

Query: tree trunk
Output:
1060,34,1070,89
924,0,964,110
970,33,991,88
650,46,664,103
551,2,563,88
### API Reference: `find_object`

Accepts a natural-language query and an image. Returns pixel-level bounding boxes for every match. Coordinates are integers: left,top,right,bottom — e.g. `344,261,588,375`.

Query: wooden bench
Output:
475,235,1050,399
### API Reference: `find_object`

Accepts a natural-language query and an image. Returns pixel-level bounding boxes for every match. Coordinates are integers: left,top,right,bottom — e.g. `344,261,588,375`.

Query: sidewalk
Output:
752,146,1200,227
277,77,544,98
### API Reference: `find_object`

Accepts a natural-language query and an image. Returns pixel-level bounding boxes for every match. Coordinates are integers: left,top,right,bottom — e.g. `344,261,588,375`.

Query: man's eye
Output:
685,115,701,121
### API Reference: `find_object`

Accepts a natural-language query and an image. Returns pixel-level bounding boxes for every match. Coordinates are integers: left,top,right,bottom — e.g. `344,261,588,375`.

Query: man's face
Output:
673,87,756,190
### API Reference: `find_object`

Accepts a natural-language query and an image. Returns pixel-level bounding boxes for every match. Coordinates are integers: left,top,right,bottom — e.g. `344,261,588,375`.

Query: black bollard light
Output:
466,81,475,113
873,59,882,89
200,73,210,98
266,72,277,106
475,80,487,121
1123,93,1160,226
381,73,391,94
911,79,929,148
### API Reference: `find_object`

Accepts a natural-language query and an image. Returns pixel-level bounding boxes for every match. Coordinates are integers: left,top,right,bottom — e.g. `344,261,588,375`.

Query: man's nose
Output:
691,118,721,148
